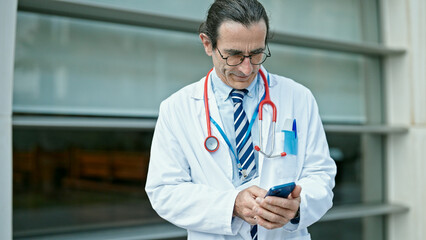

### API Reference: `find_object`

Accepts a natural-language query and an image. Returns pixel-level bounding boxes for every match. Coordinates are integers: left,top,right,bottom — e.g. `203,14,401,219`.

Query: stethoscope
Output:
203,68,286,165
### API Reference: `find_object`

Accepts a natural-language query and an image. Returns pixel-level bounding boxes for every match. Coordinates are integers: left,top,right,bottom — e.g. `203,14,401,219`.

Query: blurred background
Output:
1,0,425,240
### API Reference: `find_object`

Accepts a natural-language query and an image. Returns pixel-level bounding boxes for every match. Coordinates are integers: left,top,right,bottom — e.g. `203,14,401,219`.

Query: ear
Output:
199,33,213,56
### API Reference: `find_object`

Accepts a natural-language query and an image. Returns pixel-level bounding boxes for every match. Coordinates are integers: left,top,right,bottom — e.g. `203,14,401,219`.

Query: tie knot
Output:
230,89,248,103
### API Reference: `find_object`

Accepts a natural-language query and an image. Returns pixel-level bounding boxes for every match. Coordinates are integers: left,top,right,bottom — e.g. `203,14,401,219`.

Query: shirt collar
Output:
211,69,259,102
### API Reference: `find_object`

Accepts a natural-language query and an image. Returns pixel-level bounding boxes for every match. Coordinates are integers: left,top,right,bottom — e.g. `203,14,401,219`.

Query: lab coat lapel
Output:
191,75,234,182
259,101,274,175
257,68,276,176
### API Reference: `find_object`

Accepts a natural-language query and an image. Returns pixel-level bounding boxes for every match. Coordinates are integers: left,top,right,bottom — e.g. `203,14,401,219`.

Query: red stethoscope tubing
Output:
258,69,277,122
204,68,219,152
204,68,214,137
204,68,276,153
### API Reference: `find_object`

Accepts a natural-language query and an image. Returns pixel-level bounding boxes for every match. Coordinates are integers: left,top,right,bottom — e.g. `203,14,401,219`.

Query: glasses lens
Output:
250,53,268,65
226,55,244,66
222,49,270,66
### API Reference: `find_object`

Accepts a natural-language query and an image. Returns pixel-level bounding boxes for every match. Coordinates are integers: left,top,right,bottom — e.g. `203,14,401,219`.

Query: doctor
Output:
145,0,336,239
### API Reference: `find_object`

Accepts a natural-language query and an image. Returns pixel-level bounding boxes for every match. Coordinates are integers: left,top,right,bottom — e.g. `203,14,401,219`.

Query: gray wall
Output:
0,0,17,239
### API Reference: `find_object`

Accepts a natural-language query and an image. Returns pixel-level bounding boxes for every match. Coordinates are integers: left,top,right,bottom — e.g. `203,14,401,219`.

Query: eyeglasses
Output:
216,45,271,66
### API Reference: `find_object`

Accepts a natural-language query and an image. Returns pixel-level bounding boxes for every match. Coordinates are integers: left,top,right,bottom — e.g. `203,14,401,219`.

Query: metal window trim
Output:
17,0,405,56
12,115,157,131
324,124,408,134
320,203,409,222
12,115,409,134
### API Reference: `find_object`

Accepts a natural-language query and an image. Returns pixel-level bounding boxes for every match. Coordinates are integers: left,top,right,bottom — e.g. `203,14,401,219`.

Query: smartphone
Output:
265,182,296,198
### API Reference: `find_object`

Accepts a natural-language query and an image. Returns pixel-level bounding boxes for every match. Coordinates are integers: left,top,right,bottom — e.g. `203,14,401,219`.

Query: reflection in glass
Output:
14,12,210,117
327,133,362,205
13,131,369,236
80,0,380,43
309,218,362,240
13,129,159,236
264,45,377,124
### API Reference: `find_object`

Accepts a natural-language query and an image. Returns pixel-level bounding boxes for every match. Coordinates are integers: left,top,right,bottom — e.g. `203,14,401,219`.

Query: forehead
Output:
216,20,267,49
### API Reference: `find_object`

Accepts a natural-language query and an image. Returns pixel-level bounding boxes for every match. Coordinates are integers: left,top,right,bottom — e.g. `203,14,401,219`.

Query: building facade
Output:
1,0,425,239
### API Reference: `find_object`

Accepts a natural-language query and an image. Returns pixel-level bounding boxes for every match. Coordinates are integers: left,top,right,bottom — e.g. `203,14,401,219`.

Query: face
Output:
200,20,267,90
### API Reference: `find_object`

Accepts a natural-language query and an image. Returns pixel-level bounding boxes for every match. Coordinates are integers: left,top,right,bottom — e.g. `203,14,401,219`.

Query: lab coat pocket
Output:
275,154,298,184
260,131,298,188
276,130,298,181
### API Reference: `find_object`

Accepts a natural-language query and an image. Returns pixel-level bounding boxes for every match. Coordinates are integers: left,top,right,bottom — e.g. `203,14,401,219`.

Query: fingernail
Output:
255,197,262,204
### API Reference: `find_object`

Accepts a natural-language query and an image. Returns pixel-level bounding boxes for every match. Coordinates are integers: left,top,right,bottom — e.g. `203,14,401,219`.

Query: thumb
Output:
289,185,302,199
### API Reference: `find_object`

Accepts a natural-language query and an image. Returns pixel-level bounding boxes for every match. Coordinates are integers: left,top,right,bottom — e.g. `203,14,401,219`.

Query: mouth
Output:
235,75,249,80
232,73,251,81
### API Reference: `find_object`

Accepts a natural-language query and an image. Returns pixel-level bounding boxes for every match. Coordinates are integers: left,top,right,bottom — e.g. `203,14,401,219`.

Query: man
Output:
145,0,336,239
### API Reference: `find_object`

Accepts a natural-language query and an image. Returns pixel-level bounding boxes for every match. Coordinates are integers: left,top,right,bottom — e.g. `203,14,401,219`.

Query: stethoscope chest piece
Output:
205,136,219,152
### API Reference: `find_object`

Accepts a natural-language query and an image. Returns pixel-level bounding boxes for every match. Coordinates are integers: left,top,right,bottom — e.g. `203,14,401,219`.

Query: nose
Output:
237,56,253,76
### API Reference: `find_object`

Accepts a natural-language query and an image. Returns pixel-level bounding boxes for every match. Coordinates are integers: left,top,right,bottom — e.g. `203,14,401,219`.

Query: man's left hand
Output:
253,185,302,229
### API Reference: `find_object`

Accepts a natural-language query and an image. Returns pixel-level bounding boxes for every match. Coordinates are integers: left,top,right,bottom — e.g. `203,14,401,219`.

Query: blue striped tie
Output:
230,89,256,181
251,225,258,240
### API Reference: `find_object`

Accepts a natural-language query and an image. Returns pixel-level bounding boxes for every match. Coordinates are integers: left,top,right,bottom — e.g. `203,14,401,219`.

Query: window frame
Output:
13,0,409,239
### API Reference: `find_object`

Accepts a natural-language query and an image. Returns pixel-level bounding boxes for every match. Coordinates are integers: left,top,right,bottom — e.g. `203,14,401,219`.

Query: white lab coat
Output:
145,67,336,240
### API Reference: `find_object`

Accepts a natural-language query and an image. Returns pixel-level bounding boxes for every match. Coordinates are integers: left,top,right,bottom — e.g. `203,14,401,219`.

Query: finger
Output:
256,197,287,216
289,185,302,199
234,190,258,219
235,186,269,224
246,216,258,225
262,196,299,211
255,215,287,230
254,204,291,225
247,185,268,198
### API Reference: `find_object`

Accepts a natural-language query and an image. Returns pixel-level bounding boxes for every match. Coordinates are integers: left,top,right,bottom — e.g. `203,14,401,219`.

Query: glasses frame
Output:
216,45,271,66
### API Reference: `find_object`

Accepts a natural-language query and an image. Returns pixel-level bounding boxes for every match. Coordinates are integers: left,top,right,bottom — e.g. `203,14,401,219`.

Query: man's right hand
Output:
233,186,267,225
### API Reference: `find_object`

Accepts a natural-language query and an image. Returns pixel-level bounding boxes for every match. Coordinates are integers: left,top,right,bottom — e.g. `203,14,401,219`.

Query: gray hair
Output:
199,0,270,49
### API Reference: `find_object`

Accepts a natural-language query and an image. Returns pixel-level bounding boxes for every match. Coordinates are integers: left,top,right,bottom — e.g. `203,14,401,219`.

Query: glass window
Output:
14,12,210,117
77,0,214,21
80,0,380,43
327,133,363,205
261,0,380,43
264,45,379,123
13,128,159,236
14,12,379,123
13,0,385,239
310,218,362,239
309,216,385,240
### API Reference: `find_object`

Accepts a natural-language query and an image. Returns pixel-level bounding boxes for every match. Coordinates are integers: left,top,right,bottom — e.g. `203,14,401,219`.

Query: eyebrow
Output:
224,47,265,55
